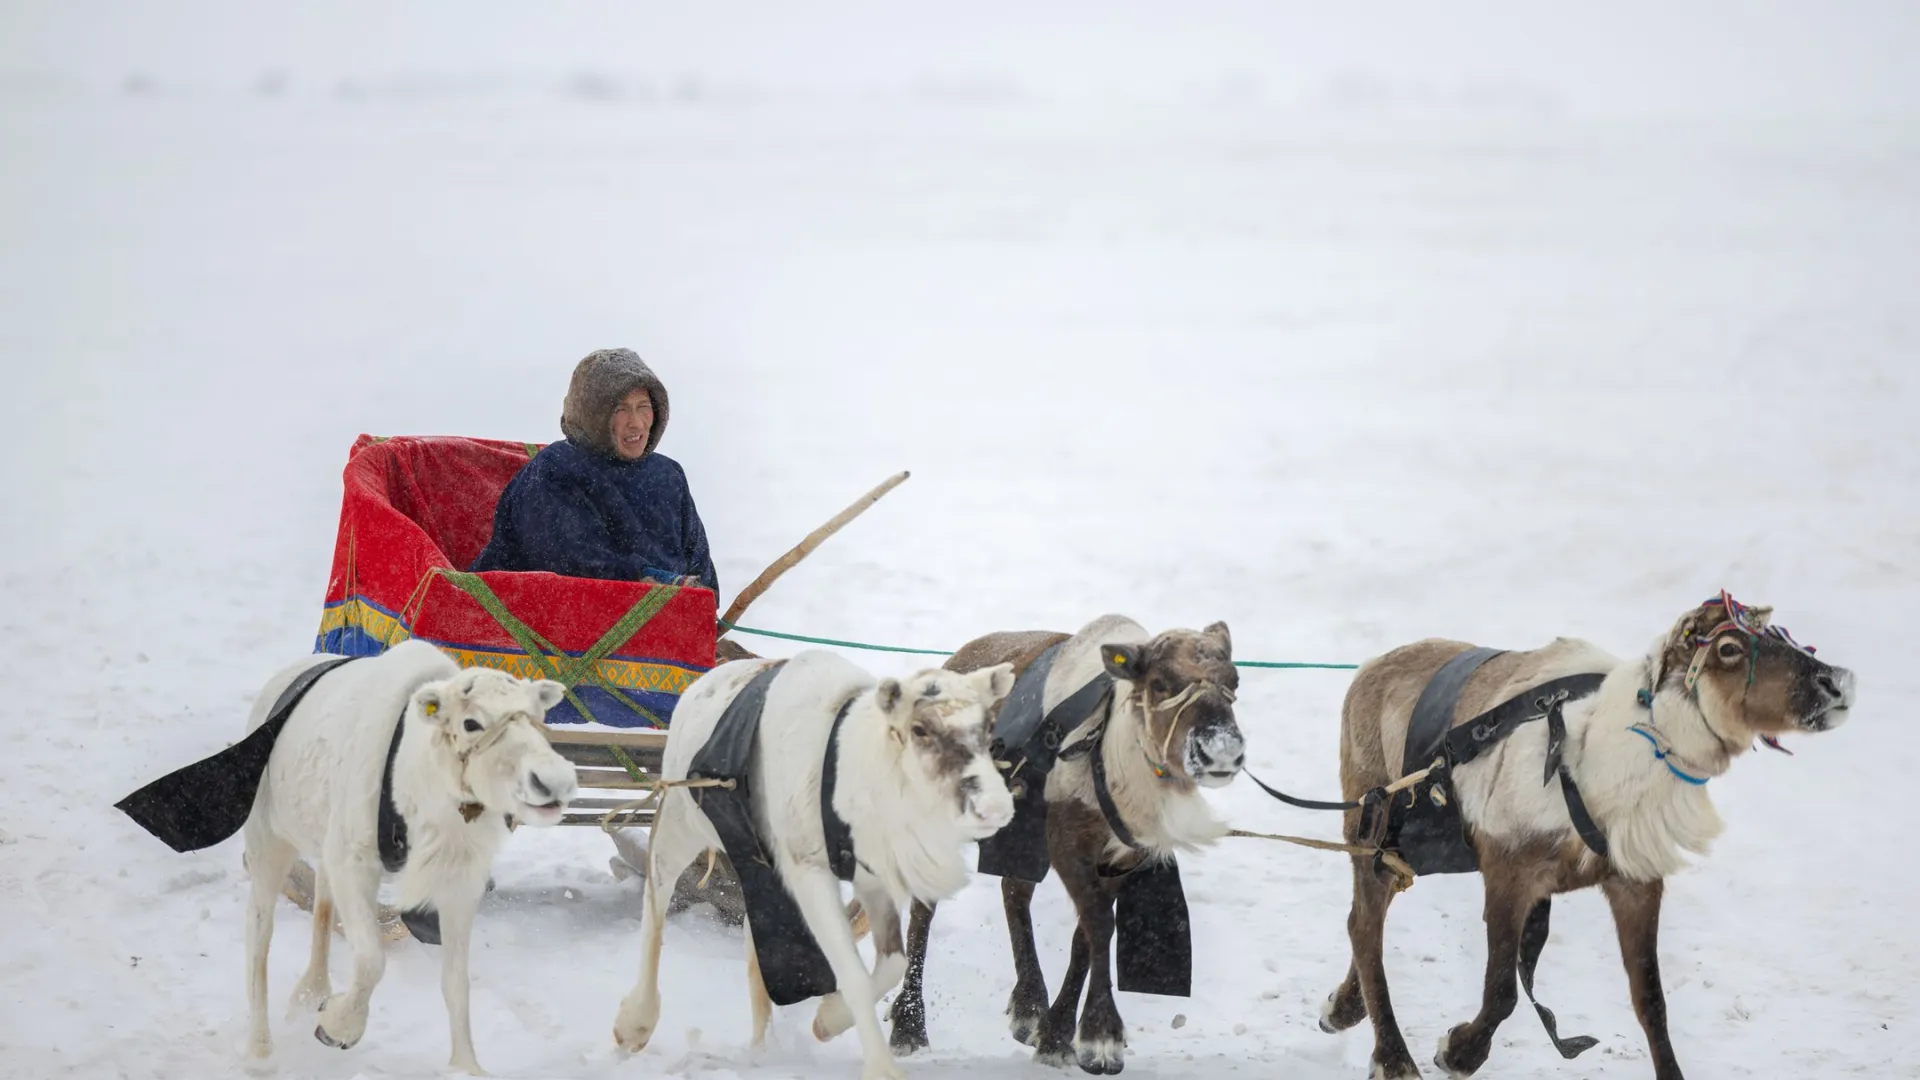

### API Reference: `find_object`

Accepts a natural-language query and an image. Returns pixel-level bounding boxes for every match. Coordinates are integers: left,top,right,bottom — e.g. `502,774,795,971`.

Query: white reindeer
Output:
239,639,579,1074
612,650,1018,1080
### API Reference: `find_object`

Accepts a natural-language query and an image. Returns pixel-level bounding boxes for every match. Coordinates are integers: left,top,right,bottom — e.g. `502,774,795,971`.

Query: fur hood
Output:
559,348,669,460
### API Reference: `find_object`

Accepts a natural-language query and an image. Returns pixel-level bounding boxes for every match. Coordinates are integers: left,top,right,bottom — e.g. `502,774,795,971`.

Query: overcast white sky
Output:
4,1,1918,118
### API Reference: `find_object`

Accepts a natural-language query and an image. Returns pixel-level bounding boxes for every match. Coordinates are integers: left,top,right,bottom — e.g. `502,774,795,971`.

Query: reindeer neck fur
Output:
1062,686,1228,862
830,694,972,905
389,714,505,908
1455,657,1732,883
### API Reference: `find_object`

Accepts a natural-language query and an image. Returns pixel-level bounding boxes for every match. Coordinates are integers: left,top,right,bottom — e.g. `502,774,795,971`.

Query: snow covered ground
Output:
3,4,1918,1078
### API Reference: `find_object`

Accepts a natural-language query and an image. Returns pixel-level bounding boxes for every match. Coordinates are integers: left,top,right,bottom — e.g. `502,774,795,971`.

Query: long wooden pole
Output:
719,470,911,631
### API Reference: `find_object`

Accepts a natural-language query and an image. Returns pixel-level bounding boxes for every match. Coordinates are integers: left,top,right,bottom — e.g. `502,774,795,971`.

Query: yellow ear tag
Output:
1112,654,1126,664
424,702,438,715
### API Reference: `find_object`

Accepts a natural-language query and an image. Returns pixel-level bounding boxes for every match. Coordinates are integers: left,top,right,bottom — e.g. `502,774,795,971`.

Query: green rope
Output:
717,619,1357,670
718,620,952,656
1232,660,1360,671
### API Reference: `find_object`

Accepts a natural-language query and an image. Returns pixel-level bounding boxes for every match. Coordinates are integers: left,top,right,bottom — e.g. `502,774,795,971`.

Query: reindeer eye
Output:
1717,640,1744,662
910,723,930,739
463,719,483,733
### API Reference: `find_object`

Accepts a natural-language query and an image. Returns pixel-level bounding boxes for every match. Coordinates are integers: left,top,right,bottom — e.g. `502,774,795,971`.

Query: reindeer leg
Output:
314,849,384,1052
435,876,488,1076
815,889,899,1044
1603,878,1684,1080
788,867,903,1080
613,792,706,1053
243,822,299,1059
1034,923,1092,1069
887,900,935,1054
288,859,334,1018
1349,855,1419,1079
1435,864,1543,1078
1064,870,1125,1075
742,915,774,1050
1002,878,1051,1047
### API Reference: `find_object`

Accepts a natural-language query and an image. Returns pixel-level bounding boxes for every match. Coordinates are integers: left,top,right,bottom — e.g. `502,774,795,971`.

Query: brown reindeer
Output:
888,614,1245,1074
1321,594,1855,1079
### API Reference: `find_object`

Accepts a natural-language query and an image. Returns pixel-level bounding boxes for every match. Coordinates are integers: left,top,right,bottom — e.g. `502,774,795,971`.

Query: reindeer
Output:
1320,594,1855,1079
888,615,1246,1075
611,649,1016,1080
237,640,580,1073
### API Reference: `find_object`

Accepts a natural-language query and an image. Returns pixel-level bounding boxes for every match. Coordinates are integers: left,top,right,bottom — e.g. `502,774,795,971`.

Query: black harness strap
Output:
1406,647,1508,773
1058,709,1140,852
1441,672,1607,768
1088,720,1141,852
819,695,862,883
1244,770,1358,812
1519,898,1601,1058
1542,694,1610,859
116,657,358,853
378,711,412,873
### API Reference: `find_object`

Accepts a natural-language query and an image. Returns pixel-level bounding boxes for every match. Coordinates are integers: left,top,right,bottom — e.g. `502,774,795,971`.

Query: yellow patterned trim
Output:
316,596,412,645
437,646,699,694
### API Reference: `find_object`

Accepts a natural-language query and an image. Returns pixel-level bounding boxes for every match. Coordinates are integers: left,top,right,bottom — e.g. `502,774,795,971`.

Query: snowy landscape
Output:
3,3,1918,1078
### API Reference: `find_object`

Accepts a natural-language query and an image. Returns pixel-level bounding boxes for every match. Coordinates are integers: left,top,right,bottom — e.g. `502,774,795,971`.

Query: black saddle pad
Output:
688,662,839,1007
115,657,357,852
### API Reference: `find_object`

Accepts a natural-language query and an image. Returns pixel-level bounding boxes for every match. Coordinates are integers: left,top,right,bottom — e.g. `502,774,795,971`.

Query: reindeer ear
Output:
971,662,1016,705
875,678,904,714
530,679,566,712
1653,604,1714,687
1100,644,1145,681
1665,606,1710,650
1203,620,1232,656
413,682,453,727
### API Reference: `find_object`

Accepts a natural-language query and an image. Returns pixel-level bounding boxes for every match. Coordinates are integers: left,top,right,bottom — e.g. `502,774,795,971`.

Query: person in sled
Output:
471,347,717,591
473,347,744,918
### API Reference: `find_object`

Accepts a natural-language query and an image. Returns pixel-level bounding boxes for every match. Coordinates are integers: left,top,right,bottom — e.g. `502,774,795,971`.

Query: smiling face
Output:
876,664,1018,839
413,670,579,825
609,388,656,461
1655,596,1857,748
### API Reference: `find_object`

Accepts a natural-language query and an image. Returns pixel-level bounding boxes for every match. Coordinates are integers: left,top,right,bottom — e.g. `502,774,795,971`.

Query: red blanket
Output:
314,435,716,727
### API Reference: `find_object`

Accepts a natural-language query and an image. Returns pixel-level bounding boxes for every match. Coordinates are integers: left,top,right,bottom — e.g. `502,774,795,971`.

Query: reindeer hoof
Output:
1434,1024,1483,1077
611,993,659,1053
1320,988,1366,1033
813,993,855,1041
888,1018,929,1056
1075,1036,1126,1074
1007,1003,1046,1047
1034,1046,1077,1070
314,1024,343,1049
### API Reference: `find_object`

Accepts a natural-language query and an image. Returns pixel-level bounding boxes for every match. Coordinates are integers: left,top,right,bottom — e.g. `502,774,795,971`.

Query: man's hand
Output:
640,574,707,588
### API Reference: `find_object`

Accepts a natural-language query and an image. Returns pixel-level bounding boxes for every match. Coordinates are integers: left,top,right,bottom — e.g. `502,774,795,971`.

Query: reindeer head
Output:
1101,621,1245,788
412,669,580,826
875,664,1018,840
1650,592,1856,750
